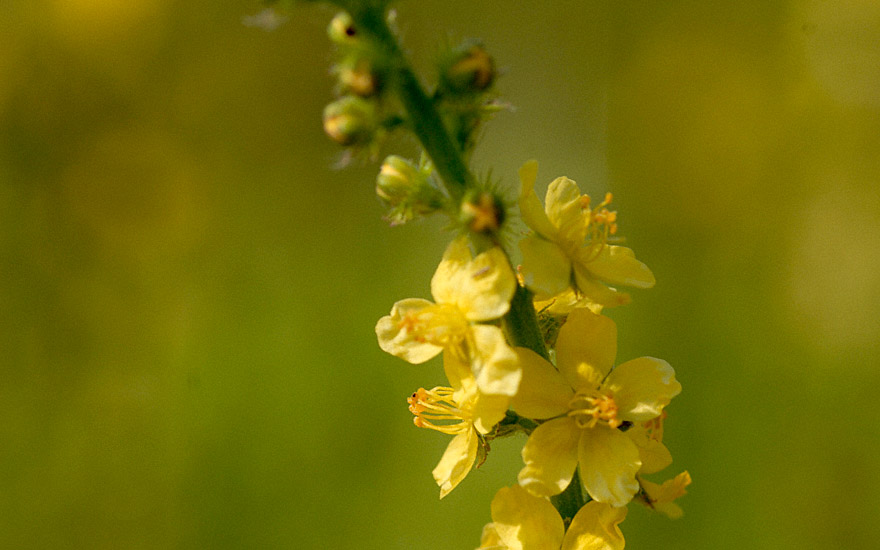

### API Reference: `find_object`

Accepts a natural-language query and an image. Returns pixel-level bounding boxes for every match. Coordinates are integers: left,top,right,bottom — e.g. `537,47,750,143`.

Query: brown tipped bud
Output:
322,96,376,146
327,12,358,45
460,190,505,234
440,44,496,94
337,59,382,97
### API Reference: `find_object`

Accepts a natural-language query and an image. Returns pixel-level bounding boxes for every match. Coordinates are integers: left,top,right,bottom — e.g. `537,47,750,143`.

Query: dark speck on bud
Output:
328,11,358,45
460,189,505,234
322,96,377,146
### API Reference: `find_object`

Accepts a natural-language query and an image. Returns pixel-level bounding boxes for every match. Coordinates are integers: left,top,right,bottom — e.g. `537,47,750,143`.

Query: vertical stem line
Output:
353,6,474,202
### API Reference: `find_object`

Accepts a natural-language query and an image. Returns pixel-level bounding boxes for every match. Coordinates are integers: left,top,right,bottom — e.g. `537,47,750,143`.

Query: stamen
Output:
580,191,620,261
407,387,471,435
567,390,621,430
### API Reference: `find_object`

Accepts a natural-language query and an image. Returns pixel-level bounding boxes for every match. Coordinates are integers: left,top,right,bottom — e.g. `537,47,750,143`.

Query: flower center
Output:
567,390,621,430
407,387,471,435
579,192,618,262
398,304,470,348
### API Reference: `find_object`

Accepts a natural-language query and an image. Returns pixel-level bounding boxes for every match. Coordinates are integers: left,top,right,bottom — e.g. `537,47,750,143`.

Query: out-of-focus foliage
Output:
1,1,878,548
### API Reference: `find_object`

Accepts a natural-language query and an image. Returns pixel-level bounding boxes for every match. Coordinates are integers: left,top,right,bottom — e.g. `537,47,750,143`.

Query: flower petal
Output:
510,347,572,419
460,248,517,321
571,267,632,308
431,239,515,321
477,523,506,549
545,176,587,247
605,357,681,422
578,427,641,507
471,325,521,397
556,308,617,391
518,160,558,240
632,436,672,475
519,236,571,299
491,485,565,550
581,245,655,289
433,429,479,499
640,471,691,519
375,298,443,363
518,417,580,497
561,501,627,550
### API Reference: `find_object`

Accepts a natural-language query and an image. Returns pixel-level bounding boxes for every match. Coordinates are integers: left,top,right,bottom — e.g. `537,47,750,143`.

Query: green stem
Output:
551,469,588,526
353,5,549,361
352,3,572,517
352,6,474,202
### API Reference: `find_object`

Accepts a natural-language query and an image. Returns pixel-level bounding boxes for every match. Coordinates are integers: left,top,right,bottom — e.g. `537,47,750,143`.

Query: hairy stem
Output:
352,6,474,202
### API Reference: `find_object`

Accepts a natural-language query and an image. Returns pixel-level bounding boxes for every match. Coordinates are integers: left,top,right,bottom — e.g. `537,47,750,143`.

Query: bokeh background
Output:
2,0,879,548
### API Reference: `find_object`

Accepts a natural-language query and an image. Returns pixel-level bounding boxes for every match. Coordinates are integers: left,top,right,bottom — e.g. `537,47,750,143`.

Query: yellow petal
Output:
544,176,588,247
518,417,580,497
556,308,617,391
510,347,572,420
433,429,479,499
471,391,511,435
375,298,443,363
633,437,672,475
561,501,627,550
580,245,655,289
432,239,515,321
605,357,681,422
641,471,691,519
519,236,572,299
477,523,508,549
533,287,605,316
578,427,641,507
518,160,558,240
470,325,521,397
571,267,633,308
491,485,564,550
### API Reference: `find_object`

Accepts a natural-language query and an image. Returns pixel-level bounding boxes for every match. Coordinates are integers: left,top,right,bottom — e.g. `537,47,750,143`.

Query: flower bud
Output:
376,156,443,225
322,96,377,146
439,43,496,95
337,58,382,97
460,189,505,234
327,12,358,45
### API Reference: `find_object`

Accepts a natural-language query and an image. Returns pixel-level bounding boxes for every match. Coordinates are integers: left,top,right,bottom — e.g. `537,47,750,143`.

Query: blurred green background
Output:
2,0,879,548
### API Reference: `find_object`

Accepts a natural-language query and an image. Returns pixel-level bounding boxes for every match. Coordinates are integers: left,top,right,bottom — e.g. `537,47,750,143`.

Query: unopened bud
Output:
440,43,496,94
376,156,443,225
322,96,376,146
337,58,382,97
327,12,359,45
460,190,505,234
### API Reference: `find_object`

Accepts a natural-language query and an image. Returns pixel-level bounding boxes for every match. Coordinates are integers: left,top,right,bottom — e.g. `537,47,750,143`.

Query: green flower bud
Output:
322,96,377,146
327,12,358,45
439,43,496,95
337,58,382,97
376,156,443,225
460,189,505,234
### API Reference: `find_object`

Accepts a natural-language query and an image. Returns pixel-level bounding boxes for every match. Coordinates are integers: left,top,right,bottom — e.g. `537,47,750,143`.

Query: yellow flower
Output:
627,412,691,519
376,237,520,396
408,369,509,498
517,160,654,307
477,485,626,550
638,471,692,519
512,308,681,507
